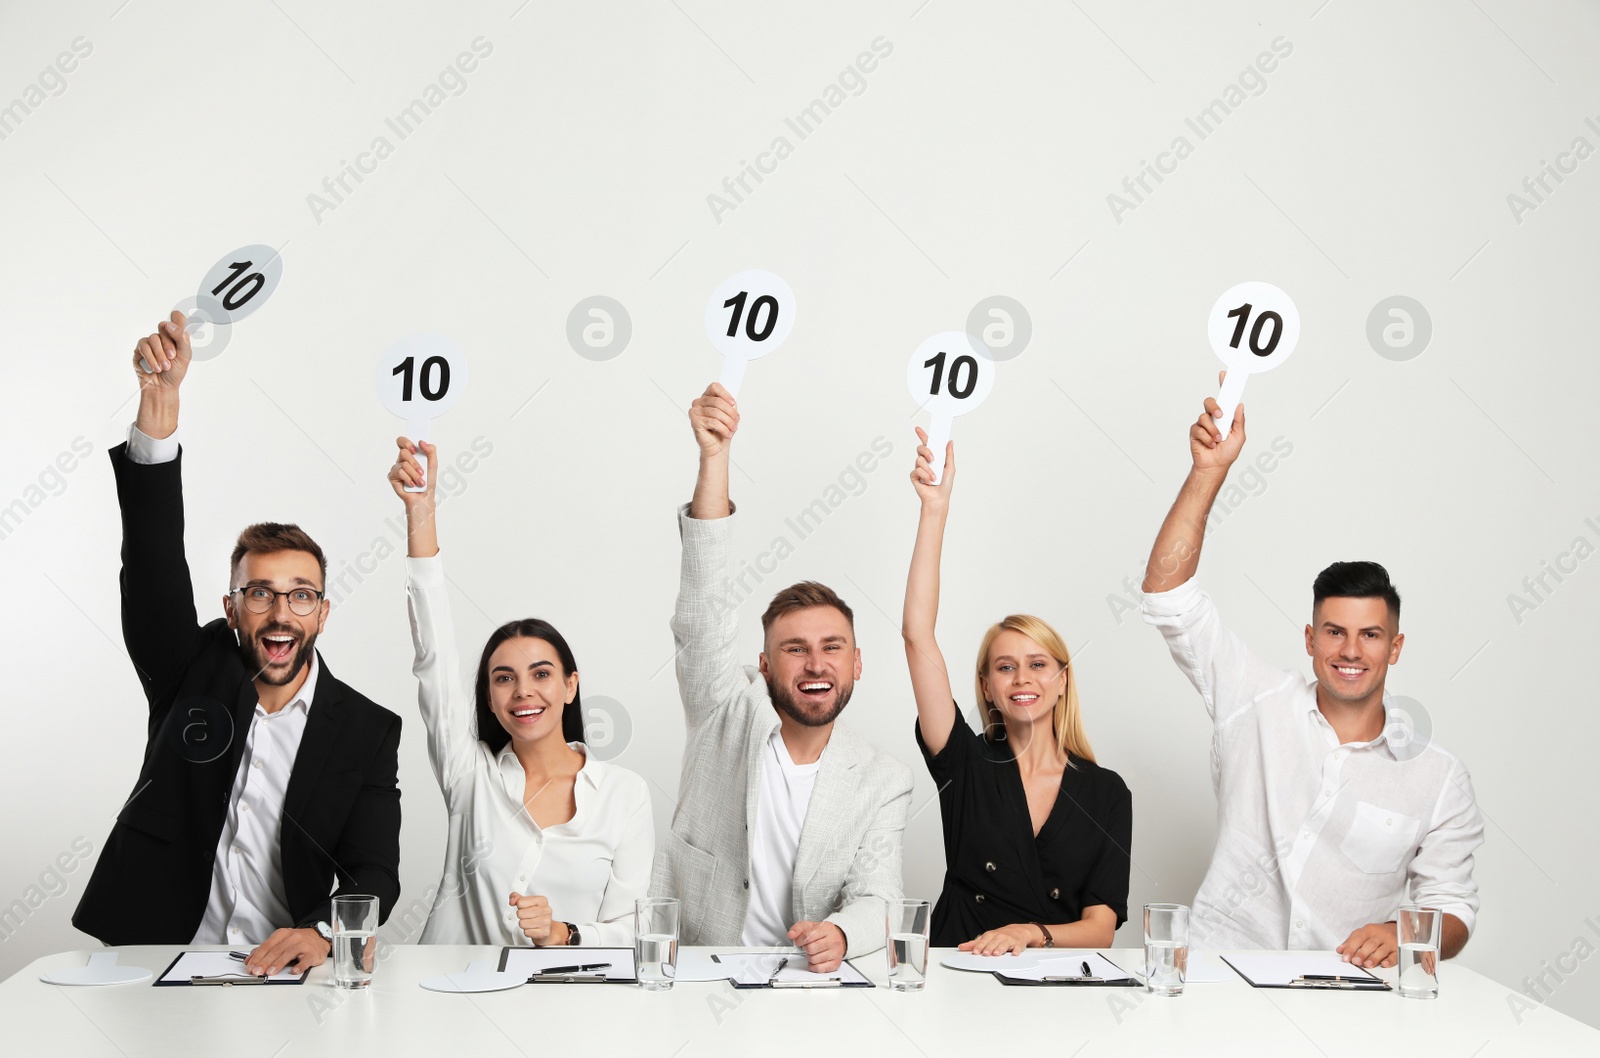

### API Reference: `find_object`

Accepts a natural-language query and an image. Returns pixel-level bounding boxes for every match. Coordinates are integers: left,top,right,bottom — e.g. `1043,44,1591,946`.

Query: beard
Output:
237,623,318,686
767,676,853,729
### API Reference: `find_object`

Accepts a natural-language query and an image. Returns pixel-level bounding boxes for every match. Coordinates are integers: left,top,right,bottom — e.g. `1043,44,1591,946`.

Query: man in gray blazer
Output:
651,382,914,973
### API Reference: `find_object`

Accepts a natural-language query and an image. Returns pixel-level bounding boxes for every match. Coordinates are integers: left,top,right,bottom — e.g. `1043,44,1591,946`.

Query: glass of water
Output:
1397,905,1442,999
887,899,931,991
635,897,679,991
1143,903,1189,996
331,894,379,989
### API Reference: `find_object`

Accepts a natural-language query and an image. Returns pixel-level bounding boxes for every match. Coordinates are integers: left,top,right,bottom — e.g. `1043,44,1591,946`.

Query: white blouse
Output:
405,555,654,946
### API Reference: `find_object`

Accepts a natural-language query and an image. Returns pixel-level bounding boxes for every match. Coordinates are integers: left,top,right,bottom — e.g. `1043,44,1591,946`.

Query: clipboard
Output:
496,946,638,984
991,952,1139,987
714,953,875,989
154,950,309,986
1220,952,1390,991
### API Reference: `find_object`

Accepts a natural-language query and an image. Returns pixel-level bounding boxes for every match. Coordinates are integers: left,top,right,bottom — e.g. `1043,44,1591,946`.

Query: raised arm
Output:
114,311,203,700
902,429,959,755
391,439,479,798
670,384,750,725
688,383,737,520
1141,373,1245,594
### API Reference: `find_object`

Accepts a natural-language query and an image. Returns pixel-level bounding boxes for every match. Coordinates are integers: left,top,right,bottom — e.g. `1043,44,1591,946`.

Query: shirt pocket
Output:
1339,801,1420,875
663,830,719,937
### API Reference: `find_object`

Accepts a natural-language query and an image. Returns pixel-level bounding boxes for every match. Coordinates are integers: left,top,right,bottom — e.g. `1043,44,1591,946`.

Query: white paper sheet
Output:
497,946,637,982
1221,951,1384,987
674,948,738,982
940,949,1111,974
1131,950,1234,984
158,951,306,984
988,952,1135,982
419,959,526,993
716,952,871,987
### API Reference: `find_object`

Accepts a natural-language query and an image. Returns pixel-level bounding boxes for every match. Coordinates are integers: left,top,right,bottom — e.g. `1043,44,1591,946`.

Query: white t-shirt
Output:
740,730,821,945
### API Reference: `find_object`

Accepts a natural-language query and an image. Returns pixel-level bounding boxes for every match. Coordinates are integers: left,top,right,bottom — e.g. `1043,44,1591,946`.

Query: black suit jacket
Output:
73,443,402,945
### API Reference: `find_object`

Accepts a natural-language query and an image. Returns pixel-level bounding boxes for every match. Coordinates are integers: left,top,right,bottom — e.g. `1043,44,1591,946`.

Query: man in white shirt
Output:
74,312,402,976
1139,383,1483,968
650,383,914,973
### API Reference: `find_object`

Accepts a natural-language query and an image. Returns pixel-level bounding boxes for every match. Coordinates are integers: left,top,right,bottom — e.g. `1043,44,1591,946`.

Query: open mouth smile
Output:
260,634,298,665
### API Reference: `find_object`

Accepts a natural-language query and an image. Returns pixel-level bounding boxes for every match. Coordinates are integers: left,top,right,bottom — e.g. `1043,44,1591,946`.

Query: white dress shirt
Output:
1142,577,1483,951
128,422,313,946
740,731,821,945
190,656,318,945
406,554,655,946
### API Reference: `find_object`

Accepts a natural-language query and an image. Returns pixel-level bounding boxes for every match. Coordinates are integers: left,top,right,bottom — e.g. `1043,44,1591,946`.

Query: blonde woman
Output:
902,431,1131,953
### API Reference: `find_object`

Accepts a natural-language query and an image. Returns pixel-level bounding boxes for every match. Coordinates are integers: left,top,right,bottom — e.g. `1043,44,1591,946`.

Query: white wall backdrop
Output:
2,0,1598,1035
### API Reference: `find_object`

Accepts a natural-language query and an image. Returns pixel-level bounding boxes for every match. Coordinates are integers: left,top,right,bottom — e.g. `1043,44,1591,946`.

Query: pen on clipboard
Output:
1290,974,1386,989
538,962,612,974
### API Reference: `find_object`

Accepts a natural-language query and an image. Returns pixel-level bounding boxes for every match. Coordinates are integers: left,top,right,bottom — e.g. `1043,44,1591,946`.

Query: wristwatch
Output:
314,920,333,953
1033,922,1054,948
564,922,582,946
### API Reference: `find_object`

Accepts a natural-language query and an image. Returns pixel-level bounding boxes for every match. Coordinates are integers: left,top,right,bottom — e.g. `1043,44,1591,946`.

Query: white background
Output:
1,0,1597,1035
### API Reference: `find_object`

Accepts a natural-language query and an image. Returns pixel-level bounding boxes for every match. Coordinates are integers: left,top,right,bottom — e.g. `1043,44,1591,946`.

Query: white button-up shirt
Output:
1142,577,1483,951
128,422,313,946
189,655,317,945
406,555,654,946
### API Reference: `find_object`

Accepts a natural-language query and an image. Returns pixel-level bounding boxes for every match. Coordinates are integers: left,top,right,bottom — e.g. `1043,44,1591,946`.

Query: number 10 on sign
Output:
906,332,995,485
1206,281,1300,440
375,334,470,492
704,269,796,397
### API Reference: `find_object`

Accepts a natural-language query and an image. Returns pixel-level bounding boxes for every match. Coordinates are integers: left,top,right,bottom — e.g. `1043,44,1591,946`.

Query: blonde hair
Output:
974,614,1095,765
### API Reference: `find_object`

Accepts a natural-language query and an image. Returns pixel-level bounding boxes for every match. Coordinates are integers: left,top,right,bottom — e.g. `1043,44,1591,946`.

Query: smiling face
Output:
981,629,1066,736
759,605,861,729
1305,596,1404,707
486,636,578,744
224,550,327,685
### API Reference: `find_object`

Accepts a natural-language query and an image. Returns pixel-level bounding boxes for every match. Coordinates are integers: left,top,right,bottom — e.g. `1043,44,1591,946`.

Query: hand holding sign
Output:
142,245,285,371
376,334,469,493
1206,281,1299,440
906,331,994,486
705,269,795,397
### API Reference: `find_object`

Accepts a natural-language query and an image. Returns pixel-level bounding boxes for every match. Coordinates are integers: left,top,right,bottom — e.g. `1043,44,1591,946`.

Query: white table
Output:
7,946,1596,1056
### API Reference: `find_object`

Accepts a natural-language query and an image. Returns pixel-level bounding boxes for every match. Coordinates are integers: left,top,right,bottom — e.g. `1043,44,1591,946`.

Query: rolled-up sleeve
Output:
1408,761,1484,936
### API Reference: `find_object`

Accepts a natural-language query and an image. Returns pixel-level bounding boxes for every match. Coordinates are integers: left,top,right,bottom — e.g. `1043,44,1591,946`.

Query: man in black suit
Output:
73,310,402,976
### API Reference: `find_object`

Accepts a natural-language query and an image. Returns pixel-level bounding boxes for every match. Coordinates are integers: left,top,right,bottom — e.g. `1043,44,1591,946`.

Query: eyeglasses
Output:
231,586,325,616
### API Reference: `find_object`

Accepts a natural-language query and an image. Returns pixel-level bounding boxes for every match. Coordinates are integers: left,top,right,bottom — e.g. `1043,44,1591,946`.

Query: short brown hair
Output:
230,523,327,588
760,581,854,635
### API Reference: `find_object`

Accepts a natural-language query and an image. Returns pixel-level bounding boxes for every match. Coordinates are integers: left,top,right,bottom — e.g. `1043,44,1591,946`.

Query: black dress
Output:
916,707,1132,947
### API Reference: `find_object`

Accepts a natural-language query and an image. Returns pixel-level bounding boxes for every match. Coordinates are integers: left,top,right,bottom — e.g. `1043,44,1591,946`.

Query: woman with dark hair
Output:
389,439,653,946
902,430,1131,954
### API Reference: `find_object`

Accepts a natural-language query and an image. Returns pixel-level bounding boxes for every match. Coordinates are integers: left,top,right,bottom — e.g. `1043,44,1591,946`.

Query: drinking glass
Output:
635,897,679,991
331,894,379,989
1397,905,1442,999
1143,903,1189,996
886,899,931,991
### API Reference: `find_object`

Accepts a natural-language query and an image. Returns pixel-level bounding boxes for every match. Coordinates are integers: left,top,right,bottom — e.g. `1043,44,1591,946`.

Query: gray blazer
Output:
650,505,913,957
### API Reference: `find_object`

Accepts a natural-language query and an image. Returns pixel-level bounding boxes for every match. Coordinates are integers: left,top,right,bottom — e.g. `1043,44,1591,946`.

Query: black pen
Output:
1081,961,1093,978
228,951,252,962
538,962,611,974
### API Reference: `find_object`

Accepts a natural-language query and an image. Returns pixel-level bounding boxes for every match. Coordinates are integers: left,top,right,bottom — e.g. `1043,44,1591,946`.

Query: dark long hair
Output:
473,618,586,754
